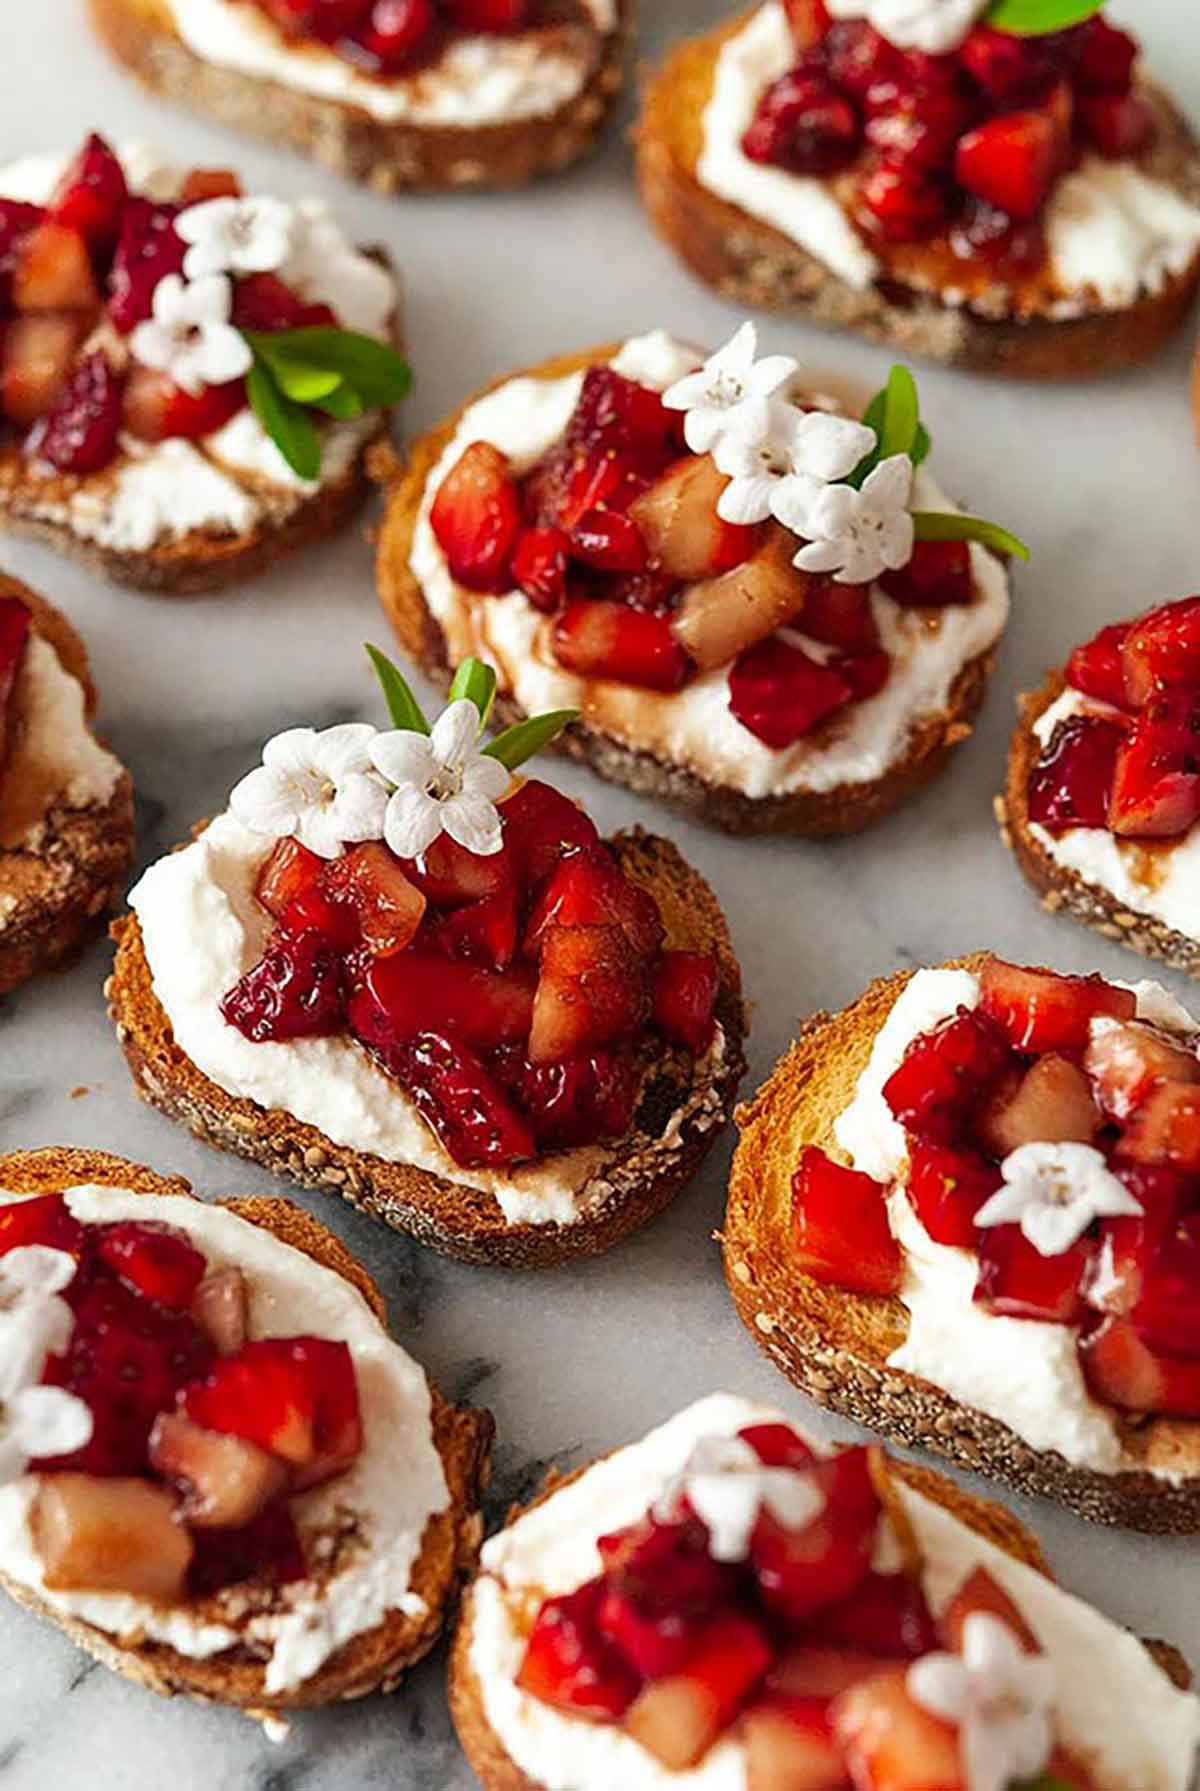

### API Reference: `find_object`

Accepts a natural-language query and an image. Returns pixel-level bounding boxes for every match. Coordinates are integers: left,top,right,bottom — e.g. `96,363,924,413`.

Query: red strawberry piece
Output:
1074,16,1138,93
0,595,32,764
512,524,571,612
1087,1162,1192,1321
1120,597,1200,703
834,1667,961,1791
792,1145,901,1296
107,199,185,333
879,540,972,608
230,271,311,333
742,70,862,175
356,0,438,68
597,1587,705,1681
523,441,648,533
178,167,244,203
652,951,720,1054
434,887,519,970
184,1335,361,1488
94,1221,207,1311
599,1506,737,1616
1079,1316,1200,1417
567,366,682,465
27,350,123,474
0,199,45,303
258,0,319,30
1026,716,1126,833
801,579,879,654
554,598,692,692
310,0,373,37
750,1497,876,1628
525,845,664,962
122,367,246,442
350,948,535,1052
1123,1211,1200,1357
1065,619,1133,707
281,883,361,950
739,1423,817,1471
907,1139,1000,1247
856,160,950,241
940,1564,1038,1653
446,0,529,25
770,1643,894,1700
1117,1078,1200,1175
220,929,346,1042
500,778,599,889
1079,90,1152,156
366,1029,536,1167
819,1572,938,1659
401,827,518,908
492,1045,640,1149
1108,690,1200,839
975,1054,1100,1157
1084,1019,1200,1122
974,1224,1093,1324
836,650,891,702
625,1610,774,1770
11,222,99,314
255,836,325,920
955,110,1059,221
0,1190,83,1261
518,1580,639,1720
959,24,1049,101
430,441,522,592
865,82,970,175
186,1500,307,1598
824,20,898,100
528,922,649,1064
321,840,426,956
630,455,759,584
1,314,86,425
744,1693,851,1791
49,134,127,250
978,958,1135,1054
571,507,648,574
882,1006,1013,1143
728,638,854,749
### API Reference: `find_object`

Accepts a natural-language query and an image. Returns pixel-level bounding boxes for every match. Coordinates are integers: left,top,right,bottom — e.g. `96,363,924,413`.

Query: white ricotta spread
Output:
0,1184,448,1696
825,0,986,56
0,632,123,850
127,810,727,1228
410,330,1009,802
834,966,1194,1480
165,0,612,127
1029,687,1200,944
469,1393,1200,1791
698,4,1200,314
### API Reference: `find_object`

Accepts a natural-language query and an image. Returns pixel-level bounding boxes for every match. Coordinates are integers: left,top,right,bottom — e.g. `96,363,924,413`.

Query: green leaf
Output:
484,711,578,771
911,510,1031,562
365,644,429,734
911,422,932,468
247,328,412,409
985,0,1103,35
312,382,366,420
879,365,921,460
265,357,345,405
448,658,497,728
246,358,321,481
1014,1776,1076,1791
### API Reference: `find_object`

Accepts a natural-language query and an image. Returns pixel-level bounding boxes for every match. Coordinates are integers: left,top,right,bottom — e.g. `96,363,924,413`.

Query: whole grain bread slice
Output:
447,1431,1191,1790
999,671,1200,977
106,826,746,1269
0,1145,493,1714
90,0,631,193
724,955,1200,1533
372,347,997,838
634,12,1200,378
0,574,134,996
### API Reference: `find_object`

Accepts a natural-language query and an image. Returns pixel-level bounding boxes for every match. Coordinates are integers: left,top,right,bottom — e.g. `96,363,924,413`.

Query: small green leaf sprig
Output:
244,328,412,480
985,0,1104,37
366,645,578,771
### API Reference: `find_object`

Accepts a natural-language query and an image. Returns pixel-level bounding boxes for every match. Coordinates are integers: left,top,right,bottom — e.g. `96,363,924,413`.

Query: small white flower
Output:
790,454,915,585
908,1613,1056,1791
176,195,295,282
0,1246,92,1486
825,0,985,56
712,403,823,527
975,1143,1143,1257
656,1435,826,1564
0,1386,93,1486
662,322,798,456
371,700,511,861
230,723,389,861
130,273,252,397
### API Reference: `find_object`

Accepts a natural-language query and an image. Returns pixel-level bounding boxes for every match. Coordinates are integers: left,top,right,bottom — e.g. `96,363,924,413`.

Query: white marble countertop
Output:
1,2,1198,1786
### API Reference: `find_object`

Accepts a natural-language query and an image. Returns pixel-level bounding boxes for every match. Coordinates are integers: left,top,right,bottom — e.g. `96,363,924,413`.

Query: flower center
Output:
427,765,463,803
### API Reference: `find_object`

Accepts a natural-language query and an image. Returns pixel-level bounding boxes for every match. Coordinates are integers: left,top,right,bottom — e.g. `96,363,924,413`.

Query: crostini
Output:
450,1391,1200,1791
0,1146,492,1717
636,3,1200,376
108,651,745,1269
0,572,132,995
0,132,408,594
376,324,1022,835
90,0,630,193
1002,597,1200,978
727,954,1200,1532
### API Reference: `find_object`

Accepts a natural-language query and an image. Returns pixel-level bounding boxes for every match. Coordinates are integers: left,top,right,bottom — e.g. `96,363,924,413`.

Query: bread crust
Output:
1000,671,1200,978
0,1146,493,1714
106,827,746,1269
634,13,1200,378
0,575,134,995
373,347,997,838
447,1437,1189,1789
724,955,1200,1532
90,0,631,193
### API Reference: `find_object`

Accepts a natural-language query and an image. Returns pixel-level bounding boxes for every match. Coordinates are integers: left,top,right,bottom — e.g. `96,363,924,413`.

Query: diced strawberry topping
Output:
321,841,426,956
525,846,664,962
401,827,518,908
0,595,32,770
501,779,599,887
1108,689,1200,839
728,638,854,749
517,1579,640,1720
750,1462,879,1625
975,1224,1093,1323
1026,716,1126,833
366,1029,537,1167
743,70,863,174
882,1006,1012,1144
0,200,44,306
281,883,361,950
672,533,808,673
744,1693,850,1791
221,929,346,1042
0,1191,83,1261
11,222,99,314
739,1423,818,1471
149,1412,287,1529
1117,1078,1200,1175
1065,620,1134,708
630,455,759,584
187,1501,307,1599
1079,1316,1200,1418
792,1146,901,1296
652,951,720,1053
572,507,649,575
833,1667,962,1791
94,1221,207,1311
978,957,1135,1054
1,314,86,427
801,580,879,654
1084,1019,1200,1122
122,367,246,442
107,200,185,333
840,649,892,707
955,107,1058,222
823,20,897,98
350,949,535,1053
49,134,127,250
554,599,692,693
230,271,317,333
28,350,123,474
447,0,530,26
906,1139,999,1247
1086,1162,1193,1319
492,1046,640,1150
625,1611,775,1770
568,366,682,466
816,1572,937,1660
512,524,572,612
1119,598,1200,706
183,1335,362,1488
959,24,1047,102
599,1507,740,1617
1078,90,1153,157
1122,1212,1200,1357
434,887,519,970
856,161,951,242
879,540,972,608
354,0,437,69
974,1054,1099,1158
255,837,325,920
528,923,650,1064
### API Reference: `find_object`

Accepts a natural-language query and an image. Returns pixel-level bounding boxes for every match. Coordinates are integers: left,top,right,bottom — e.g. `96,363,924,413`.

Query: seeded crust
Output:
105,828,746,1270
633,13,1200,378
1000,670,1200,979
723,955,1200,1533
0,1146,493,1716
0,575,134,996
89,0,632,193
448,1439,1190,1790
372,348,998,838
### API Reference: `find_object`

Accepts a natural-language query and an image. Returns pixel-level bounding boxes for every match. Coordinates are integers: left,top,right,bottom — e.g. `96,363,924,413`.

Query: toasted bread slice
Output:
448,1420,1191,1790
373,347,998,838
635,12,1200,378
724,956,1200,1533
90,0,631,194
0,1146,493,1714
107,826,746,1269
0,574,133,995
1000,671,1200,978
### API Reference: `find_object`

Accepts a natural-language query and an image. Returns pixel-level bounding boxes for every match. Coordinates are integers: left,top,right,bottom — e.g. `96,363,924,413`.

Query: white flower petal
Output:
749,353,801,399
10,1384,94,1459
908,1652,969,1724
792,412,876,483
312,722,378,781
769,472,825,535
383,785,443,861
430,698,484,770
682,407,727,455
863,452,915,511
370,729,438,789
461,754,511,803
719,321,759,377
0,1248,76,1301
662,368,714,415
718,476,775,526
443,796,503,857
262,727,319,776
327,772,390,845
294,804,352,861
229,764,300,839
794,538,849,575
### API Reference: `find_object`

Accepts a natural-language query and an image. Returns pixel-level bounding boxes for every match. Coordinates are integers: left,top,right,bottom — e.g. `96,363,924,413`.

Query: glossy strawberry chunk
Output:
281,883,361,950
524,441,649,533
856,161,951,242
800,580,879,654
978,958,1135,1054
434,888,519,970
430,441,521,592
518,1580,639,1720
0,595,32,767
728,638,854,749
525,846,663,962
941,1565,1037,1654
401,827,518,908
221,930,346,1042
1072,16,1137,92
12,222,99,314
554,598,692,692
255,837,324,920
107,199,185,333
975,1224,1092,1323
501,779,599,888
28,350,123,474
1118,1079,1200,1174
881,1007,1012,1143
672,533,807,673
975,1054,1099,1157
1084,1019,1200,1122
1087,1162,1194,1318
370,1029,536,1167
769,1643,893,1701
0,1191,83,1261
184,1335,361,1488
652,951,720,1054
598,1507,739,1618
959,23,1047,101
94,1221,207,1311
351,948,534,1052
528,923,649,1064
750,1474,878,1624
625,1611,774,1771
840,646,892,702
817,1571,937,1661
1078,91,1153,157
493,1046,640,1150
512,524,571,612
1125,1213,1200,1357
1108,690,1200,839
1065,619,1133,708
1079,1316,1200,1417
955,109,1059,220
792,1146,901,1296
187,1502,307,1599
906,1139,999,1247
572,507,648,574
739,1423,817,1471
743,70,862,174
823,19,897,97
567,366,681,466
1026,716,1125,833
446,0,530,26
50,134,127,249
354,0,437,68
231,271,322,333
122,368,246,442
0,200,44,305
1120,598,1200,706
865,81,971,176
597,1587,704,1681
321,841,426,956
744,1693,851,1791
879,540,972,608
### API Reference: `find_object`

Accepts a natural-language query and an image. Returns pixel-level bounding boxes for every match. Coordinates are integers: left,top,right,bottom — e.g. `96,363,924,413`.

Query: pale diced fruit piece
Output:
975,1055,1099,1158
746,1701,850,1791
624,1611,772,1770
629,455,756,582
32,1475,192,1600
1084,1020,1200,1123
833,1668,963,1791
1,314,84,425
12,223,99,314
148,1411,287,1528
672,529,810,672
191,1267,248,1356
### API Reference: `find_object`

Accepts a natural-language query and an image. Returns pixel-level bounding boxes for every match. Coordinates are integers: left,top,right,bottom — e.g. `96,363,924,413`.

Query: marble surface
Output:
1,1,1199,1785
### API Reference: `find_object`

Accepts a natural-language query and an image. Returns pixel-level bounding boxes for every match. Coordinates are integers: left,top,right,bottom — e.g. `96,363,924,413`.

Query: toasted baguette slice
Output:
107,827,746,1270
0,574,133,995
373,348,997,838
635,12,1200,378
1000,671,1200,977
90,0,631,194
724,955,1200,1533
448,1415,1191,1790
0,1146,493,1715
